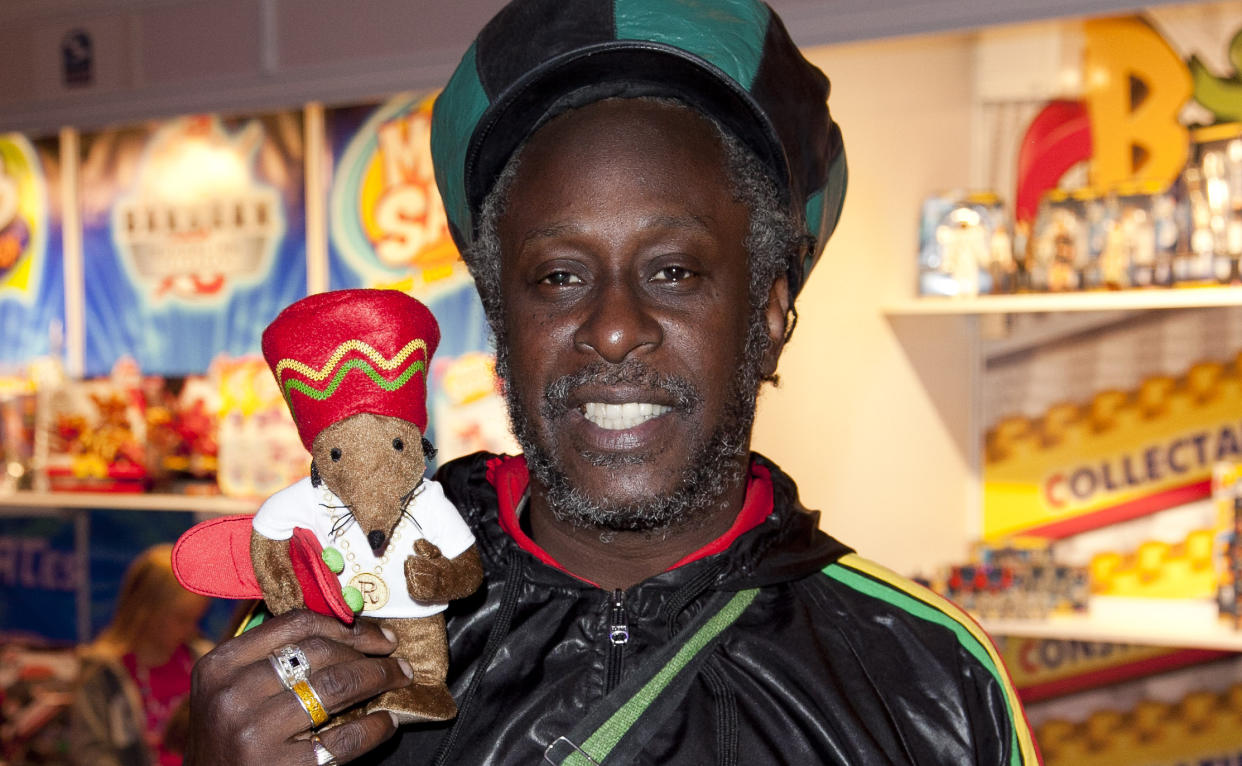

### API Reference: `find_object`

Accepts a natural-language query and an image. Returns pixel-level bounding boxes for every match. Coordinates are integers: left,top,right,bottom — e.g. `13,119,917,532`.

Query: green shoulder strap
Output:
543,587,760,766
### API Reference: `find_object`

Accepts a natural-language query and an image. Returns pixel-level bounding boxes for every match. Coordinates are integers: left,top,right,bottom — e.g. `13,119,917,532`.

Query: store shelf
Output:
0,491,257,515
981,596,1242,652
884,286,1242,315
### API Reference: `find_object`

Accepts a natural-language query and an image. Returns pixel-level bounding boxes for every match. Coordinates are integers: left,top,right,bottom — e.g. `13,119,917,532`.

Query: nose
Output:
367,530,387,554
574,278,661,364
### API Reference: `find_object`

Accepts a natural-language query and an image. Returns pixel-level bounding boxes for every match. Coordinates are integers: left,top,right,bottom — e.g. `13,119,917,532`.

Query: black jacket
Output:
366,452,1040,765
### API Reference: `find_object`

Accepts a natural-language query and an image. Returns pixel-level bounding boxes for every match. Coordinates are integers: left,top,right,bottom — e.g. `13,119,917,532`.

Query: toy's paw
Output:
404,555,447,601
368,682,457,724
412,539,442,558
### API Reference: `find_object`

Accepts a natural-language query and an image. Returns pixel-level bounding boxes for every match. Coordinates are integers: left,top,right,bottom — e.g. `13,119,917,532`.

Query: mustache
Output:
539,359,703,421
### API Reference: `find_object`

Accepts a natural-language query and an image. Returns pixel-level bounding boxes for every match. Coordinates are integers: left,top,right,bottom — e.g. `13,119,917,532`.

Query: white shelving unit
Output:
885,286,1242,315
887,288,1242,651
981,597,1242,652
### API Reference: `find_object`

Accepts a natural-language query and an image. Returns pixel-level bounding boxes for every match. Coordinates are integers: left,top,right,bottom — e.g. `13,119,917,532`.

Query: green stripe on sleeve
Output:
822,563,1025,766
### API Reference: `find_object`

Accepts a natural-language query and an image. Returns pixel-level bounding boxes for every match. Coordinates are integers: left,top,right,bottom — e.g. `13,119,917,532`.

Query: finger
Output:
314,711,399,765
205,609,397,677
276,656,413,739
247,632,397,697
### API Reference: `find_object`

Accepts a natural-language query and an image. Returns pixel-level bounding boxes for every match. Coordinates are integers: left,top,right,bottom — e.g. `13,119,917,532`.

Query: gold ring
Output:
291,679,329,728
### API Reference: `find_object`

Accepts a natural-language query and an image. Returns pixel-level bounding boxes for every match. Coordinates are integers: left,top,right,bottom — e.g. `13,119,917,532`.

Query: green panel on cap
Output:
431,42,490,241
804,188,825,239
614,0,769,90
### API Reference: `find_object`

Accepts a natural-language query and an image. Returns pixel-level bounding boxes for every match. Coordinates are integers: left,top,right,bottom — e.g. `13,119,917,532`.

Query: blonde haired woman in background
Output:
69,543,210,766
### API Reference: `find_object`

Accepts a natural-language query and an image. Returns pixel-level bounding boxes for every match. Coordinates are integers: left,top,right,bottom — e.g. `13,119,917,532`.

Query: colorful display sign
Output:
1015,15,1239,224
80,113,307,377
999,636,1229,703
0,134,63,366
984,360,1242,540
326,94,517,464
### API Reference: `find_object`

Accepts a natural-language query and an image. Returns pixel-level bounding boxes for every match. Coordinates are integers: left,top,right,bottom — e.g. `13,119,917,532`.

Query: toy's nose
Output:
367,530,386,554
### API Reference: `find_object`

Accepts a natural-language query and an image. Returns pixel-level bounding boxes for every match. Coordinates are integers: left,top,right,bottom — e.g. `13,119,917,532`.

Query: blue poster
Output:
0,510,233,644
0,514,79,643
326,95,516,464
0,135,65,366
81,113,308,377
85,509,233,641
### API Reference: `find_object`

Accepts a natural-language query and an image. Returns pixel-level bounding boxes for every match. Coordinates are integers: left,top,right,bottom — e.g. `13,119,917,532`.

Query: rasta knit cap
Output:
261,289,440,451
429,0,847,298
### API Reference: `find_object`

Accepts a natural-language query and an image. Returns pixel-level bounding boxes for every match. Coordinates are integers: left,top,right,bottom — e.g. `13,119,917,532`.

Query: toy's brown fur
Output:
250,412,482,723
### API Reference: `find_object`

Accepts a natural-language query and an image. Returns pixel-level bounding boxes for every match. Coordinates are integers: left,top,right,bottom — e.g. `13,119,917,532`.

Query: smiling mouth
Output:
581,401,672,430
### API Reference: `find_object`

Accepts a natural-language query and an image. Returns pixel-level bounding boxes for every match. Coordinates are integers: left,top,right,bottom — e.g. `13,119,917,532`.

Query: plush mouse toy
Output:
173,288,482,724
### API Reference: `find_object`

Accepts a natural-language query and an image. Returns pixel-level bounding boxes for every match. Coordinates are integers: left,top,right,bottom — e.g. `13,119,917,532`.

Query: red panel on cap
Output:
262,289,440,451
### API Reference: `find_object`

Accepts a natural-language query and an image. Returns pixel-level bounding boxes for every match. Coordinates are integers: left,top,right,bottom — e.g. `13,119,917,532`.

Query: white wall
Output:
752,32,980,577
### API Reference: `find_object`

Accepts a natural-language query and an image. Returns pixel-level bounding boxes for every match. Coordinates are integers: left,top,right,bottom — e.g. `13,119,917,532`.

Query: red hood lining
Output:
485,455,774,587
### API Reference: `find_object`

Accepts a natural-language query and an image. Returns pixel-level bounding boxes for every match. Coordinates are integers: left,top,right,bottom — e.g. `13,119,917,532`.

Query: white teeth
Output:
582,402,671,430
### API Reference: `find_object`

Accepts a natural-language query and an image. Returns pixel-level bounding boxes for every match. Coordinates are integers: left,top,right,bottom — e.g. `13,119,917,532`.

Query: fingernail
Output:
381,626,397,643
397,658,413,678
388,711,401,728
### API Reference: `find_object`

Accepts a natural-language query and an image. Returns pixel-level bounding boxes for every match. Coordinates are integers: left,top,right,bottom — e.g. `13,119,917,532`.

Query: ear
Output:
760,274,791,379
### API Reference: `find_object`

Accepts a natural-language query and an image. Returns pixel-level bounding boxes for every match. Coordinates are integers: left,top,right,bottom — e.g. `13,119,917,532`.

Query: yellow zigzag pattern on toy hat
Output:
274,338,428,403
274,338,428,382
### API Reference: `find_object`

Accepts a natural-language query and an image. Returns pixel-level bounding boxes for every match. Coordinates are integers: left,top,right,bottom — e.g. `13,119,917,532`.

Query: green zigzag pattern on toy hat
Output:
430,0,846,299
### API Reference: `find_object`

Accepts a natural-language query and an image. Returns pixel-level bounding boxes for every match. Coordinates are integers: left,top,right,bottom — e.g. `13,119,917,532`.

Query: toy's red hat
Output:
262,289,440,451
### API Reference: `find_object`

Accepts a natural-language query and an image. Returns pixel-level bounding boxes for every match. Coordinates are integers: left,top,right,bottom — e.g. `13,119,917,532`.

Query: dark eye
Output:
539,270,582,286
651,266,694,283
329,447,342,462
392,438,404,451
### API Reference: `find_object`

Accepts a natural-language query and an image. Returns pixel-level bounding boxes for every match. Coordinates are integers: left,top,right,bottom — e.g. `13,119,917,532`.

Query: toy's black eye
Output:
330,447,342,462
392,438,404,451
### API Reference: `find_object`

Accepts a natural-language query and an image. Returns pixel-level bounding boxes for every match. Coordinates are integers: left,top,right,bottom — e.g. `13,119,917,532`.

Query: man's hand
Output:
186,609,413,766
405,543,484,602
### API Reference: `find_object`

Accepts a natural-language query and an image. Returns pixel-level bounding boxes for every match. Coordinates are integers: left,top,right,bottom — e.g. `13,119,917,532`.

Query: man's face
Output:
495,99,781,532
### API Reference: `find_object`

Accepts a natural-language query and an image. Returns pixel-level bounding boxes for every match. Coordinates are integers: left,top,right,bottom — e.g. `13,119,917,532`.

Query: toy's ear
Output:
310,460,321,487
422,437,437,463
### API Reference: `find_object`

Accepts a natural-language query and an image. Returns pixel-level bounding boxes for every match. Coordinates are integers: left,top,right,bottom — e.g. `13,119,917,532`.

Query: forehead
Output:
499,99,739,237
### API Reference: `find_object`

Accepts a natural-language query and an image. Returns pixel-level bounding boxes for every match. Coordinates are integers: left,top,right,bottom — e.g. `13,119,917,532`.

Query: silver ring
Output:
310,734,339,766
270,643,311,690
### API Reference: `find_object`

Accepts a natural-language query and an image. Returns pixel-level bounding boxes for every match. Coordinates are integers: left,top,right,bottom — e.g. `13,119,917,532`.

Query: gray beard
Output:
494,311,769,535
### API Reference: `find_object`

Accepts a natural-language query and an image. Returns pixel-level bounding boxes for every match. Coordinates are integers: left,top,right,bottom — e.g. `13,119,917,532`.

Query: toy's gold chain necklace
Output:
320,484,424,612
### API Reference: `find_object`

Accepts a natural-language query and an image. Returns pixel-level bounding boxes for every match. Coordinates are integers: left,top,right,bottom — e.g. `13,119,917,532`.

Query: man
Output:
186,1,1041,764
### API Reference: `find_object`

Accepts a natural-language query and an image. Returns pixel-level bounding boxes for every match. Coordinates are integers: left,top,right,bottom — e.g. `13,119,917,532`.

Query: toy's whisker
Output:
329,512,357,538
399,506,425,535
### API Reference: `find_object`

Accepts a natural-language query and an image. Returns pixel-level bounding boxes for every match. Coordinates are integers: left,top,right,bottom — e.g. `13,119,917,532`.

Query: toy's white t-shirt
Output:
252,476,475,619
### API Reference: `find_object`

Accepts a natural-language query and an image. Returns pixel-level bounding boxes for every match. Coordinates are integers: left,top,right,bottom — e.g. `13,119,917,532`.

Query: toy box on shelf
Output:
917,190,1015,297
1186,122,1242,284
214,355,306,501
928,537,1090,620
143,373,220,495
40,359,148,493
1215,459,1242,627
0,365,41,494
916,124,1242,298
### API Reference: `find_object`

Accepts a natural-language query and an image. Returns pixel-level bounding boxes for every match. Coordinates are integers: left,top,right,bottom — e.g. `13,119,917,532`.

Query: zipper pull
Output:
608,588,629,645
